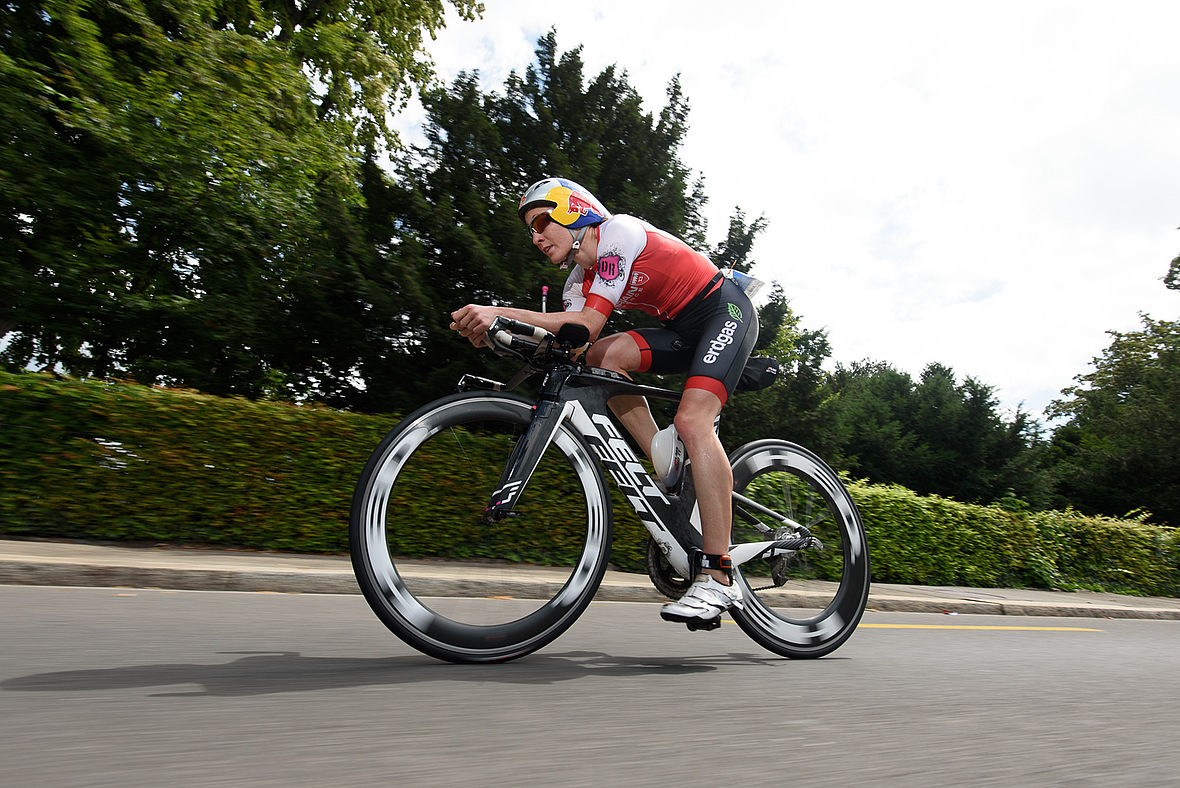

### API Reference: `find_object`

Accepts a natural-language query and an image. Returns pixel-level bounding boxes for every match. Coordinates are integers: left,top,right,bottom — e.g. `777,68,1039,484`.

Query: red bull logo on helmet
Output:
567,191,596,217
547,184,607,228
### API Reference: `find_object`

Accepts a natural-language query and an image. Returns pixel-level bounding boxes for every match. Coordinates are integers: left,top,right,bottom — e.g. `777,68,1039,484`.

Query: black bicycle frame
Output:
478,363,705,576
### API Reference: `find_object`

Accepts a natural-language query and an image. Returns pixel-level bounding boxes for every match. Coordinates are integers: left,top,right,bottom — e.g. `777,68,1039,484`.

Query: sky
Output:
396,1,1180,422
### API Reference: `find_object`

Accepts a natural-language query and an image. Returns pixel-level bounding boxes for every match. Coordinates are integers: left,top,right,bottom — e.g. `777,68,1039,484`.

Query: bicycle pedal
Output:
685,616,721,632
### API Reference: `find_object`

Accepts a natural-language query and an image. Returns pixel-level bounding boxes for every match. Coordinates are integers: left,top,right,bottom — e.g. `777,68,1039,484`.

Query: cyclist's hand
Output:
449,304,495,348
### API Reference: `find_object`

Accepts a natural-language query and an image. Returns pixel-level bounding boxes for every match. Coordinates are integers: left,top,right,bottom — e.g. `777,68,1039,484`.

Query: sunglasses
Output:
526,212,555,236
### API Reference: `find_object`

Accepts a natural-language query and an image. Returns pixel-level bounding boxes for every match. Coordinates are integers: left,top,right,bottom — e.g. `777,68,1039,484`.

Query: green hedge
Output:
1,371,392,552
851,483,1180,596
2,371,1177,595
0,371,652,568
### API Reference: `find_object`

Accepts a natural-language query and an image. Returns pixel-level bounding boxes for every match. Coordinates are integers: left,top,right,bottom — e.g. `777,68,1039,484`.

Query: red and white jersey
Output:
561,214,719,320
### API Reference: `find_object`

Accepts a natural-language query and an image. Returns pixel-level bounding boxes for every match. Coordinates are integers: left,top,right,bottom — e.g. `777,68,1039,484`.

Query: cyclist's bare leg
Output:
590,334,733,587
674,387,732,586
585,333,658,457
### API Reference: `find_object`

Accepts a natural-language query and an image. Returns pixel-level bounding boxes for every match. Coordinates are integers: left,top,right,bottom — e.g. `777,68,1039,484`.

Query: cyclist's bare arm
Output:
450,303,607,348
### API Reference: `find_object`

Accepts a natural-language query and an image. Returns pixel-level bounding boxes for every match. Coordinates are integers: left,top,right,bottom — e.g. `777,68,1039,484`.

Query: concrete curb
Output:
3,552,1179,621
862,595,1180,620
0,561,360,596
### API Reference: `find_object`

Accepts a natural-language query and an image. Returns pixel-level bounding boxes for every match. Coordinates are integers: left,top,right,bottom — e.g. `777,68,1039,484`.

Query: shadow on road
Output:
2,650,787,696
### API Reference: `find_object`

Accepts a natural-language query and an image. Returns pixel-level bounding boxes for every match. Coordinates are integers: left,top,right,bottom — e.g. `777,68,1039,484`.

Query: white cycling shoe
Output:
660,575,743,631
650,425,685,491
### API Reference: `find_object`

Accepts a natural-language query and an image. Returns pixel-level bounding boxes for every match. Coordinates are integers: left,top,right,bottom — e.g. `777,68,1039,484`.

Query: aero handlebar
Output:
486,317,590,365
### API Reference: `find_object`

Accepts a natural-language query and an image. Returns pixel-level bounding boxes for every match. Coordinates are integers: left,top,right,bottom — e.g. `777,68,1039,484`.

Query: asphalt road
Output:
4,585,1179,788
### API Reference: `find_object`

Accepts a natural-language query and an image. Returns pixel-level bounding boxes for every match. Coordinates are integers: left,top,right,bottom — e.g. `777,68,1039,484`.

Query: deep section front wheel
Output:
349,392,612,663
728,440,870,658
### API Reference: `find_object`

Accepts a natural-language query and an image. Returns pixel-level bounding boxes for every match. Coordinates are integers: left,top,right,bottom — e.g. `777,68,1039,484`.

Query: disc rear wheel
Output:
728,440,870,658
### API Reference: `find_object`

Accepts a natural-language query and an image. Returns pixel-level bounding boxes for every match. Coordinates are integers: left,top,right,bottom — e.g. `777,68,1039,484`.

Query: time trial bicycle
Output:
350,318,870,663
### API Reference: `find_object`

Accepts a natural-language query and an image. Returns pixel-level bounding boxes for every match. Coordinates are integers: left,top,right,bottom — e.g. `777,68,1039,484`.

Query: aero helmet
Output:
518,178,610,269
518,178,611,230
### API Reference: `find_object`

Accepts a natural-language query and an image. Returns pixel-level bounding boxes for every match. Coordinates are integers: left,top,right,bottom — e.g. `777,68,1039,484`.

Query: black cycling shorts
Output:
626,275,759,405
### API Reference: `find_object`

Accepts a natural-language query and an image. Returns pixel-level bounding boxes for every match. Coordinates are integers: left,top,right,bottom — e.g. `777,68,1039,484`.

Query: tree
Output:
823,361,919,485
256,0,482,151
356,32,732,412
1166,224,1179,290
712,209,768,274
821,360,1044,505
0,0,479,395
1047,315,1180,524
722,284,832,451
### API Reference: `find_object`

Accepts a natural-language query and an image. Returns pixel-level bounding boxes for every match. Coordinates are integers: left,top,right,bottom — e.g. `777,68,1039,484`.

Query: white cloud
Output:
406,0,1180,419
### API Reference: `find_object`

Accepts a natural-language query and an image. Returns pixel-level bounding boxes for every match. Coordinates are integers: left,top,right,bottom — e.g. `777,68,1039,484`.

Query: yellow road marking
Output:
860,623,1102,631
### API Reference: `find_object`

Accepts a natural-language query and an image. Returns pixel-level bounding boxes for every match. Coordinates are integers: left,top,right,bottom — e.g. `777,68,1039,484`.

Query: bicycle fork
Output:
482,397,572,523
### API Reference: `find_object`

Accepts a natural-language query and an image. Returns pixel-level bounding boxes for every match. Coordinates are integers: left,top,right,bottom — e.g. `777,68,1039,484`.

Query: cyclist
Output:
450,177,759,628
